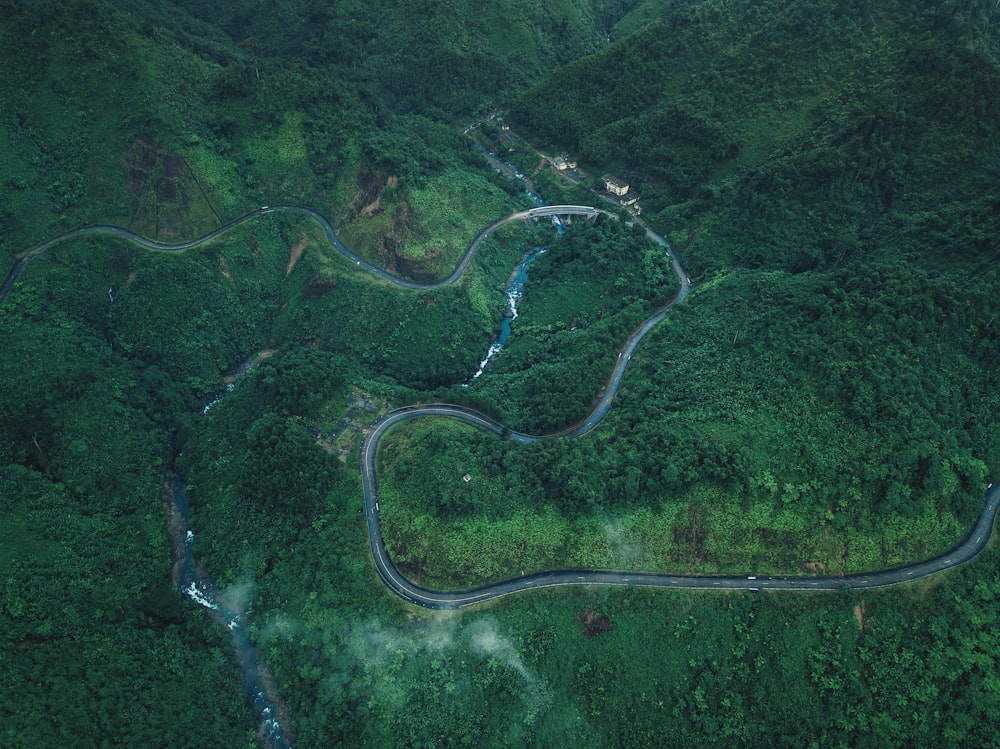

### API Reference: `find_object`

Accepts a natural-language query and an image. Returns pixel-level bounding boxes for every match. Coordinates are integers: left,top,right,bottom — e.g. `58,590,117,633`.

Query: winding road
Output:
3,203,996,610
1,203,612,295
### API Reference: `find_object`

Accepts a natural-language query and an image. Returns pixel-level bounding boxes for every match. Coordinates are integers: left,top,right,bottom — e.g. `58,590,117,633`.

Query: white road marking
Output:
332,207,997,609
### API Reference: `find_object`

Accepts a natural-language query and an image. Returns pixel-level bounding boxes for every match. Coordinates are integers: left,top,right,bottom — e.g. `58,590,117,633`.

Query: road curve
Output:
360,360,999,607
356,217,997,608
0,203,618,302
4,204,996,608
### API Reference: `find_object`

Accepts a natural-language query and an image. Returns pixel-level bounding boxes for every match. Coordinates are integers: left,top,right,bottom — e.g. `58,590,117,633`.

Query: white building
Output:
602,174,629,196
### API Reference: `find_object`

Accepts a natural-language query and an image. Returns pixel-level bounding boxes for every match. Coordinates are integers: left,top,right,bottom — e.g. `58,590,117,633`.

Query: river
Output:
465,150,565,382
466,244,546,381
164,356,294,749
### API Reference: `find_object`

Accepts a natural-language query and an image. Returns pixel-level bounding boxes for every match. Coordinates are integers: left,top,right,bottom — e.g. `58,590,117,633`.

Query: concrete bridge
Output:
527,205,598,218
520,204,603,227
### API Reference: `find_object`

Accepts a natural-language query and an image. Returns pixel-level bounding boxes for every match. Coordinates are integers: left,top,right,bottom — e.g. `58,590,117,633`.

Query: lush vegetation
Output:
512,0,1000,278
460,215,678,431
0,235,275,745
164,0,636,120
3,0,1000,747
0,0,533,280
378,262,997,588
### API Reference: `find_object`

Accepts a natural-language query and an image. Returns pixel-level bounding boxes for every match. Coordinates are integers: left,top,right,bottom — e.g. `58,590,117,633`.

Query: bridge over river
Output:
514,204,602,226
3,202,996,612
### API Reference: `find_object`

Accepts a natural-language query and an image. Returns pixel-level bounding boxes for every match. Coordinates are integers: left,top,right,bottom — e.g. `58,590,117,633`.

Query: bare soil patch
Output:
577,608,615,638
348,168,393,218
345,166,441,279
853,601,866,632
286,234,307,276
319,389,385,463
219,255,235,286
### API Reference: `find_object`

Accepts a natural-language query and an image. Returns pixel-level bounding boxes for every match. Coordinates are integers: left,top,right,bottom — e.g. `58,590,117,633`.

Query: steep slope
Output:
512,0,1000,274
1,0,651,280
4,2,1000,747
163,0,633,118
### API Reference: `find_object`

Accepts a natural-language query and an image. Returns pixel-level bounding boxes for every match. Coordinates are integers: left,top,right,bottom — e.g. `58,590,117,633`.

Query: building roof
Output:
602,174,629,192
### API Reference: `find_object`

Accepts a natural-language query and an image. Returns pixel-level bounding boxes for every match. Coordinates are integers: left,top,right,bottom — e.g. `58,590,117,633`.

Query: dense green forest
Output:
2,0,1000,746
465,216,679,431
512,0,1000,276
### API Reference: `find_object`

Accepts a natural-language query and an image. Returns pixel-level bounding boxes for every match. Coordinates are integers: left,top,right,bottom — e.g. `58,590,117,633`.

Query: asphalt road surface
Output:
4,204,996,610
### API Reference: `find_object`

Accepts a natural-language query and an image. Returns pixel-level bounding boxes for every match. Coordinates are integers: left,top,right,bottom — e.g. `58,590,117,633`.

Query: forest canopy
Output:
1,0,999,747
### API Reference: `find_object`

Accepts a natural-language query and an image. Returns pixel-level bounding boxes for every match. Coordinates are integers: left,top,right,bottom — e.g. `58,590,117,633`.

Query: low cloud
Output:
216,576,255,617
249,604,588,741
598,514,642,567
468,617,534,684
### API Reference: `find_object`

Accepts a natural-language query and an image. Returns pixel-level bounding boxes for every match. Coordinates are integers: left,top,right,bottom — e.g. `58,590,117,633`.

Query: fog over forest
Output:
2,1,999,747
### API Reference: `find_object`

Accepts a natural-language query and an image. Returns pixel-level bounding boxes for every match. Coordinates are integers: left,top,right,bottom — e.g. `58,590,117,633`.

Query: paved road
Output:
0,204,615,302
4,204,996,609
359,294,998,606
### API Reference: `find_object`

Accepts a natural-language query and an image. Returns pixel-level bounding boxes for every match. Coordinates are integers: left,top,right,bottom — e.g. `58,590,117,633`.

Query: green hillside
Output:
512,0,1000,274
4,0,627,277
497,0,1000,524
2,0,1000,747
165,0,632,119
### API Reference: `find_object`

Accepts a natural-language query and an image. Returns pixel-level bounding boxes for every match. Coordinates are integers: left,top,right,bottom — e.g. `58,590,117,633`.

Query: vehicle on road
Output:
8,201,996,611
